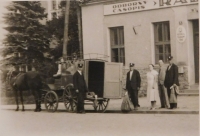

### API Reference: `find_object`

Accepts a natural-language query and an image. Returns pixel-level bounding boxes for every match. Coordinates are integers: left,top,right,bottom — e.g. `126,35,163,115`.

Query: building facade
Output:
81,0,199,90
41,0,62,20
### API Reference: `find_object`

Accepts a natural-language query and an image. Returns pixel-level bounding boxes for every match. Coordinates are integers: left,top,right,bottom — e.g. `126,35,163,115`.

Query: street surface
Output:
0,96,199,136
0,104,199,136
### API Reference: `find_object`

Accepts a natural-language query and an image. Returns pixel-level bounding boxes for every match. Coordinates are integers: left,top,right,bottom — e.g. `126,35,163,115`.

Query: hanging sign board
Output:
176,25,186,43
104,0,198,15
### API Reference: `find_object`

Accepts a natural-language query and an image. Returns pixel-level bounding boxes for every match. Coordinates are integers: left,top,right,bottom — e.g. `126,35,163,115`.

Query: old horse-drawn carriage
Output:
42,56,123,113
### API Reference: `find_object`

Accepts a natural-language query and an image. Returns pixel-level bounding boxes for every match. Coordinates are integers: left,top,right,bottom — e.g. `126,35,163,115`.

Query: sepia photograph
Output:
0,0,199,136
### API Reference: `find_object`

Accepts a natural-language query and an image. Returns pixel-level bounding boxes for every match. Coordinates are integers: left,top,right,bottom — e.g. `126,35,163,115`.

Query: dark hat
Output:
129,63,134,67
78,63,83,68
167,55,173,61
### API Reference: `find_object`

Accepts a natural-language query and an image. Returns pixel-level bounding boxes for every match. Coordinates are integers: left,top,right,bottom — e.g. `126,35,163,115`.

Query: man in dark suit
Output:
73,63,88,113
126,63,141,110
164,56,179,109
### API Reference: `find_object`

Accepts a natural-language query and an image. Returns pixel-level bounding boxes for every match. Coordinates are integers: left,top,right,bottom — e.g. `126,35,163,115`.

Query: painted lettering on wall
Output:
104,0,198,15
112,1,146,13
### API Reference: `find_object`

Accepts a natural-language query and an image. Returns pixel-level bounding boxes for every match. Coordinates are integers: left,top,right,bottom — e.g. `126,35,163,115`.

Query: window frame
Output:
154,21,171,63
110,26,125,65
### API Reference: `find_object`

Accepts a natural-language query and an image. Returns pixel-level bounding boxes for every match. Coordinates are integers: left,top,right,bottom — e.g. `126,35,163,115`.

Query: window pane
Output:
157,24,163,41
165,44,171,54
159,54,163,60
111,49,118,62
159,45,163,53
155,45,161,54
110,29,115,46
119,27,124,45
155,54,159,63
119,48,125,64
164,22,170,41
114,29,118,45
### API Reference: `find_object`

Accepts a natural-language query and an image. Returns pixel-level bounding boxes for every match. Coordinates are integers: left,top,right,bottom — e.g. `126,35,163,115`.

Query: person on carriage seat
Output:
73,63,88,114
53,58,76,78
53,58,64,78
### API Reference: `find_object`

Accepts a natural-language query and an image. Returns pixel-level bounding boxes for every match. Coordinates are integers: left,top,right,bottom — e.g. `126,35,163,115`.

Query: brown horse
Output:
7,70,43,112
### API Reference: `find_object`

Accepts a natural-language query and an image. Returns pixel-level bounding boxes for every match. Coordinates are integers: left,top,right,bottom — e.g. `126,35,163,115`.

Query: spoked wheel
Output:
94,98,110,113
63,84,77,112
44,91,58,112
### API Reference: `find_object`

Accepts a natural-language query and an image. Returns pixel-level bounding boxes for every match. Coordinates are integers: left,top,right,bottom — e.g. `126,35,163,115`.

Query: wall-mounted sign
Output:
176,25,186,43
104,0,198,15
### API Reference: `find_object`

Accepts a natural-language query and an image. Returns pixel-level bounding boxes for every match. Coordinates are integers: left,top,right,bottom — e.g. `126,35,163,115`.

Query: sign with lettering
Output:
176,25,186,43
104,0,198,15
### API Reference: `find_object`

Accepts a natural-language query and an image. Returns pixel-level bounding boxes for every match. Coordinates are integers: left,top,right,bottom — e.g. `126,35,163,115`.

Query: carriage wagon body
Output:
43,59,123,112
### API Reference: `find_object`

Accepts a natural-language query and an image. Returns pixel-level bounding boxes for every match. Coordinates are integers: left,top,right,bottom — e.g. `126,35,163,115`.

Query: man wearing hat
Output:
164,55,179,109
125,63,141,110
73,63,88,113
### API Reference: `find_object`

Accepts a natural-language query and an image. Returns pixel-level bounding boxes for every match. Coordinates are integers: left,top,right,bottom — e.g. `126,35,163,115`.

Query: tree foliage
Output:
46,0,79,60
1,1,57,77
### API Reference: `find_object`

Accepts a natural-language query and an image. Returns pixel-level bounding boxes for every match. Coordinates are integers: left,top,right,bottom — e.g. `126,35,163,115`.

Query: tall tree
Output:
46,0,80,60
1,1,50,71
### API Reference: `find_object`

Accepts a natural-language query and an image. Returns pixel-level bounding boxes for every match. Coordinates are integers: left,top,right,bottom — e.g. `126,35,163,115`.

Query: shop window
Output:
154,22,171,63
110,27,125,65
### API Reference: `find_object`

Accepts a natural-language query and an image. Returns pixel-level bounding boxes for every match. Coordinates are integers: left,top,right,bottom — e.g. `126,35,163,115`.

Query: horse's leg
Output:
14,89,19,111
32,90,39,112
20,90,25,111
37,89,42,112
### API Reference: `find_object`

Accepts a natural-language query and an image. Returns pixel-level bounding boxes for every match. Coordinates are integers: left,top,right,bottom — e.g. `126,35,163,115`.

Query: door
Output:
193,20,199,83
103,62,123,98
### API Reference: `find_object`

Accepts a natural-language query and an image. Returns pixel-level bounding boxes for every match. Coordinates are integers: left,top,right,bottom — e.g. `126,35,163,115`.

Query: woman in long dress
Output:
147,64,160,110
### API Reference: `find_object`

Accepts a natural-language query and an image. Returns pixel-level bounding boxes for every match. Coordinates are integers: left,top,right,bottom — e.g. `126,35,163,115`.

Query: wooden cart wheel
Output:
94,98,110,113
44,91,59,112
63,84,77,112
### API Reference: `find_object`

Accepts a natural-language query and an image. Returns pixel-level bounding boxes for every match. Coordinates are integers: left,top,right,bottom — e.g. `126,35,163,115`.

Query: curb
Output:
104,110,199,114
178,93,199,96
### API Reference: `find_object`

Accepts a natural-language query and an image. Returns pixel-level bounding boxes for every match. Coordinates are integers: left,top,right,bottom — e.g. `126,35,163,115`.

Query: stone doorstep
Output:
190,84,199,89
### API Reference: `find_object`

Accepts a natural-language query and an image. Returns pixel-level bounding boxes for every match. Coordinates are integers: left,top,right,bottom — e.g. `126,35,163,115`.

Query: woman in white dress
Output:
147,64,160,110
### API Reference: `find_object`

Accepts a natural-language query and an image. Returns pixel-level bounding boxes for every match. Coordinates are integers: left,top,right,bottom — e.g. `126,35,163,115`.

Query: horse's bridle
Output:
7,70,20,86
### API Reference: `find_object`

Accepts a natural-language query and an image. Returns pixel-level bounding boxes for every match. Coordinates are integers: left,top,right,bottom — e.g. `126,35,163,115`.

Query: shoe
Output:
159,106,165,109
78,110,85,114
134,107,138,110
53,74,61,78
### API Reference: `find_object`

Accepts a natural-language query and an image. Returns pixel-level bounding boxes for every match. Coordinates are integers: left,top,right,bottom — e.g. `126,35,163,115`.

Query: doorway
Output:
193,20,199,83
88,61,105,97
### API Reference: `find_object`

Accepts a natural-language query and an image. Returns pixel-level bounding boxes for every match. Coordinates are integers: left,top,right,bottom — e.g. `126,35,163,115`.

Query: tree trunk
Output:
77,5,83,59
62,0,70,60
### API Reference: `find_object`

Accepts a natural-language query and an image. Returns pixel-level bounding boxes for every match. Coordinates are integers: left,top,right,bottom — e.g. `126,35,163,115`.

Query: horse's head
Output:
6,70,20,85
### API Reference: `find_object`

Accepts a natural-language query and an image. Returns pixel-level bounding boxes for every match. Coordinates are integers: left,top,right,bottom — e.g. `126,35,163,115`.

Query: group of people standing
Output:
126,55,179,110
72,55,179,113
